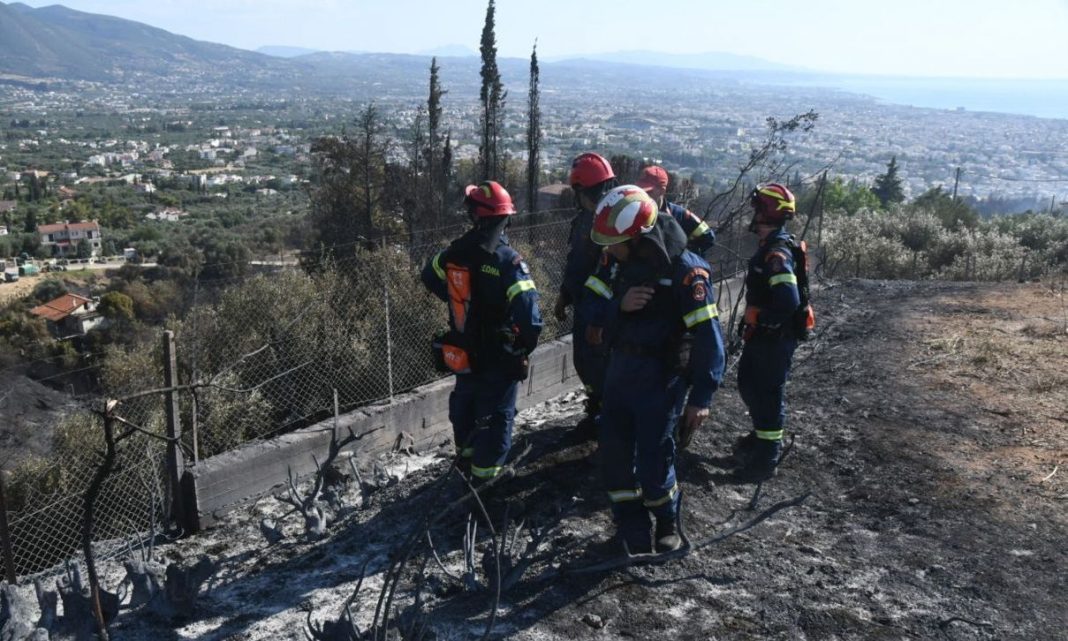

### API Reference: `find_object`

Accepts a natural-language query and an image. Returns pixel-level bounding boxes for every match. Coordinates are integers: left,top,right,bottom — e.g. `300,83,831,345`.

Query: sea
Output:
791,75,1068,120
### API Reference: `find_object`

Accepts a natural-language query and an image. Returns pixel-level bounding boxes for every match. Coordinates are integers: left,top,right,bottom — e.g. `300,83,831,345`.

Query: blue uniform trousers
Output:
737,336,797,438
572,300,607,405
599,352,686,535
449,371,519,480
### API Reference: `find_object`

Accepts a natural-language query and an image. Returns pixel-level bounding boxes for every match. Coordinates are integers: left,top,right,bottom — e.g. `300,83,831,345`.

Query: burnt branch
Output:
305,560,368,641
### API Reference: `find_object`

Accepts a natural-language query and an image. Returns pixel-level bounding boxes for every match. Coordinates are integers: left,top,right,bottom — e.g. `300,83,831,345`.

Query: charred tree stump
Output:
55,563,118,641
122,559,167,609
1,582,38,641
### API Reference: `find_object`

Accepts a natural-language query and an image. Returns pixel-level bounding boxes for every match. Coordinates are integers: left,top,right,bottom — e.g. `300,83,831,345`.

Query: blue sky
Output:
17,0,1068,78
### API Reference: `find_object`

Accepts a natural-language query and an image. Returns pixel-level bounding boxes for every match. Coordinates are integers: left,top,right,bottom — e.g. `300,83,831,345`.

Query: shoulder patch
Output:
691,281,707,302
766,249,791,272
683,267,710,286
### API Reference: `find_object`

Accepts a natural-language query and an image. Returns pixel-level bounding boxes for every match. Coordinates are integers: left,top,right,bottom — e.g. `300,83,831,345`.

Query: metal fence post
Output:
384,282,395,401
162,330,186,530
0,470,18,583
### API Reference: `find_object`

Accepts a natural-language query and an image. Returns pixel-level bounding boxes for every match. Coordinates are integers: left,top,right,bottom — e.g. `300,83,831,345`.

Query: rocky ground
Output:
6,279,1067,640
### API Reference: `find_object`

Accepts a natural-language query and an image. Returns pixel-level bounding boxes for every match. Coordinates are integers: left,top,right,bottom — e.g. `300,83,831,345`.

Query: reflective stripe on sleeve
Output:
607,488,643,503
689,221,711,239
431,252,446,280
584,275,612,299
682,303,719,328
506,279,536,302
756,429,784,441
769,273,798,286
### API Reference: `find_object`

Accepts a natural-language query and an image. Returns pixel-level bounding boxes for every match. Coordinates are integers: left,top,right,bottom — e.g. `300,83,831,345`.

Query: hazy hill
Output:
552,49,803,72
0,1,800,92
0,1,299,82
257,45,321,58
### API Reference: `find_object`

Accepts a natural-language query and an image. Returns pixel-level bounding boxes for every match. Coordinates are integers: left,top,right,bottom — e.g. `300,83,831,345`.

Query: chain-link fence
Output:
1,206,756,582
0,385,168,580
177,210,575,460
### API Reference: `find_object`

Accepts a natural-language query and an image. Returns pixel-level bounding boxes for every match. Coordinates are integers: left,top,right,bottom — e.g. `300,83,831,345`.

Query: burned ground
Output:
14,279,1066,640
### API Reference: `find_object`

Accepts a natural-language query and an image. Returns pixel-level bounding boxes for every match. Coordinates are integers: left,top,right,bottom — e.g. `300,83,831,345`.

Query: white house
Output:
30,293,105,337
38,221,103,257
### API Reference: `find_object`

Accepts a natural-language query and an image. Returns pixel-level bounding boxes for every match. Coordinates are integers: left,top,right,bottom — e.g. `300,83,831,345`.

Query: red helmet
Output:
590,185,659,246
750,183,796,225
569,153,615,190
464,181,516,217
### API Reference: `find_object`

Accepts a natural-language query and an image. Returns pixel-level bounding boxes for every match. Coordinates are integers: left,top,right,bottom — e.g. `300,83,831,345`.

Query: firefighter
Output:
635,165,716,257
421,181,543,482
554,152,618,438
735,183,802,482
586,185,725,554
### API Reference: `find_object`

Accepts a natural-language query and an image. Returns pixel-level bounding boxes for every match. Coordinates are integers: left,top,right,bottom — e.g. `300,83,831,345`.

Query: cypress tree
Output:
526,42,541,214
427,57,448,224
873,156,905,206
478,0,506,181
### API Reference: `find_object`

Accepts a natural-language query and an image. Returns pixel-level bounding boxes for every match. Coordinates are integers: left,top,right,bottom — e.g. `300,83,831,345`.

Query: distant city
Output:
2,0,1067,213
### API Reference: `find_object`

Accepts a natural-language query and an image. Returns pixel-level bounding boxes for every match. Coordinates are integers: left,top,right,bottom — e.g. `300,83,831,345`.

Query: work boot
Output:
573,413,598,442
734,438,782,483
655,516,682,553
621,528,652,556
732,431,760,464
573,396,600,442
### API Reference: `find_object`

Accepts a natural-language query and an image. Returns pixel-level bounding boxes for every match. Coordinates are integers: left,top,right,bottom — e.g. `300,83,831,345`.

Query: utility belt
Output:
744,325,795,341
432,328,530,381
741,306,800,342
612,331,693,375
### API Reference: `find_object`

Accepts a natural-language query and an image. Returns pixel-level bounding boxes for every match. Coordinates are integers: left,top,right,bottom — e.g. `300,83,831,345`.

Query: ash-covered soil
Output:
11,279,1067,640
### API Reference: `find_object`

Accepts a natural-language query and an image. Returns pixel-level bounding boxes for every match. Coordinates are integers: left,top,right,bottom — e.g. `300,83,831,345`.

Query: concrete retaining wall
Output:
182,336,578,531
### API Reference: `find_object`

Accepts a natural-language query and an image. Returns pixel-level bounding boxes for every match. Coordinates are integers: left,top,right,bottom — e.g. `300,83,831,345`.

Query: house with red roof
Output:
37,220,103,257
29,293,105,337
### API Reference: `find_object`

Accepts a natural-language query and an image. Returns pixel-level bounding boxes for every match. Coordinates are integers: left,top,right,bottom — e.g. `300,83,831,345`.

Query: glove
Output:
585,325,604,346
553,296,569,321
676,405,709,450
740,306,760,341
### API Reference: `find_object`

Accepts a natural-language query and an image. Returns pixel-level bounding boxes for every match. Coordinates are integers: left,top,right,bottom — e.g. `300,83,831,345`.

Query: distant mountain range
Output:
0,1,800,96
0,1,293,83
4,1,1060,119
257,43,793,71
548,50,804,73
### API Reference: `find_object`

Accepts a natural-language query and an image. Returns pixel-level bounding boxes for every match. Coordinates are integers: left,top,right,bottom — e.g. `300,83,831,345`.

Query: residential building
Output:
37,221,103,257
30,293,105,337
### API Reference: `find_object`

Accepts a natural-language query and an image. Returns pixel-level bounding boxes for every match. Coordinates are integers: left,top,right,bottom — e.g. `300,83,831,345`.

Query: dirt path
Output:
0,273,42,303
28,279,1064,641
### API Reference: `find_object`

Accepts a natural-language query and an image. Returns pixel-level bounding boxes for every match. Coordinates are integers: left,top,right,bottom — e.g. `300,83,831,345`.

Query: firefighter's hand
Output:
678,405,709,449
553,297,569,321
620,286,655,312
585,325,603,346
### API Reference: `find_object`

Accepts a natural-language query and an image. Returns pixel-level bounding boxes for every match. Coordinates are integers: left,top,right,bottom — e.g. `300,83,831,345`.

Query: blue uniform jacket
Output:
745,228,801,330
421,225,543,364
583,216,725,408
560,212,600,306
665,201,716,256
